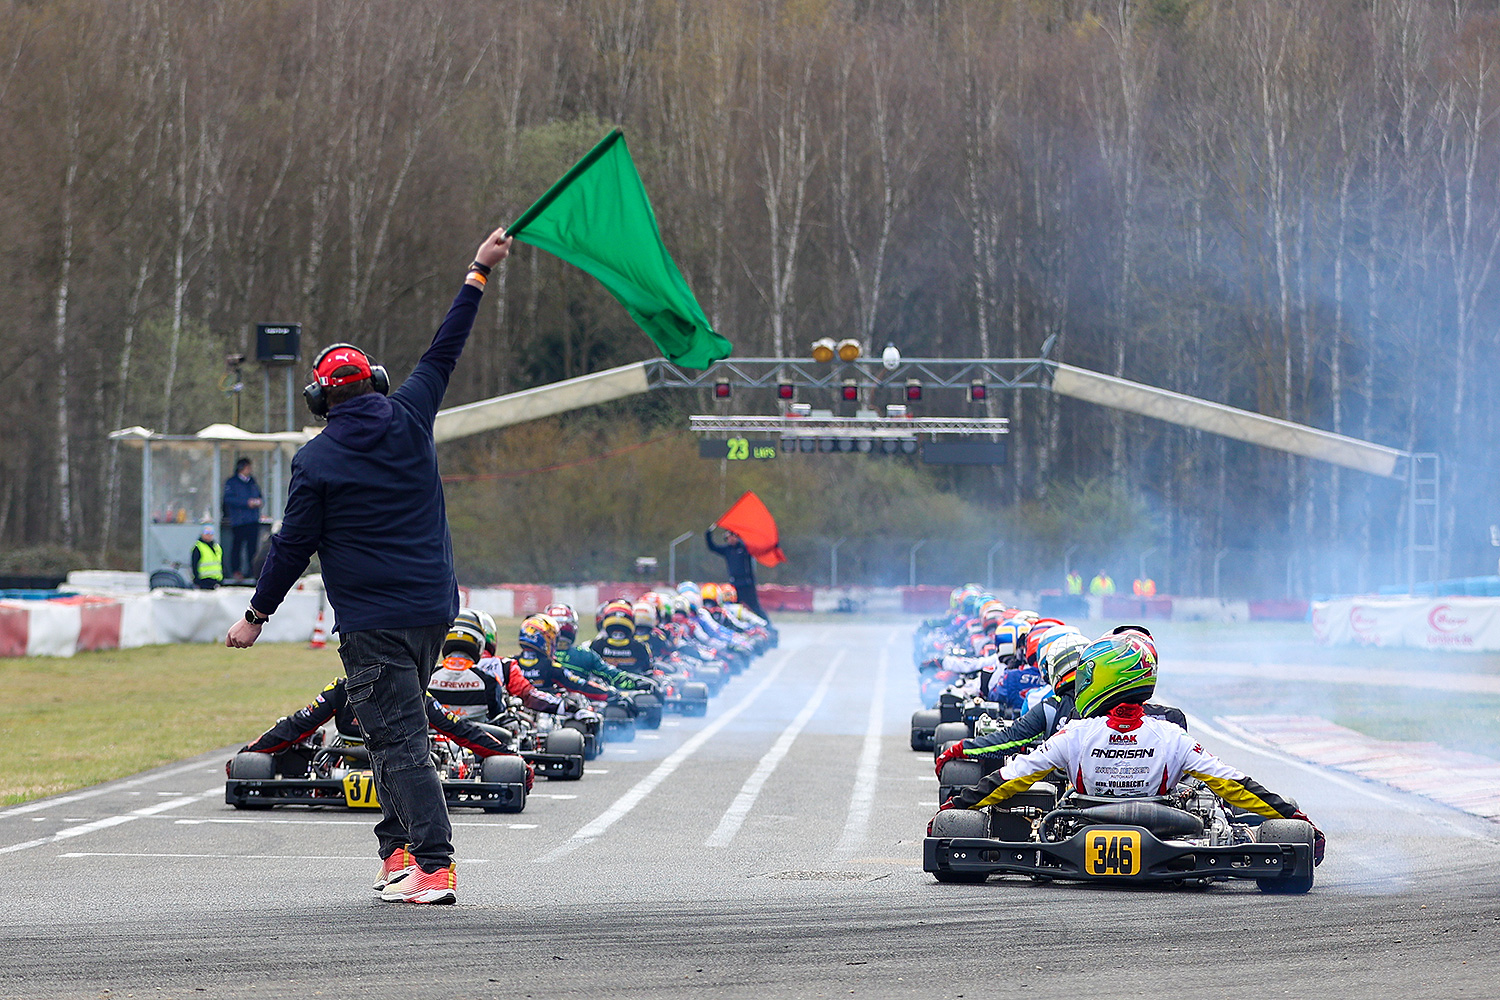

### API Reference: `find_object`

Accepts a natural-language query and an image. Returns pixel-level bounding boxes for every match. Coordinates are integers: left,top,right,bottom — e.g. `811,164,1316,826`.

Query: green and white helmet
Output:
1040,632,1092,695
1074,634,1156,717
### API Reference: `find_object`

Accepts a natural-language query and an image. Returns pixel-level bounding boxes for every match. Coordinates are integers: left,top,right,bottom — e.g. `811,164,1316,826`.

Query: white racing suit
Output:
949,703,1308,823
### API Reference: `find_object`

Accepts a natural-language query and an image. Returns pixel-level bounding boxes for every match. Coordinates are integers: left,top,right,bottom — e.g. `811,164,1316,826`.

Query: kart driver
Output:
589,602,655,676
429,610,566,719
938,627,1187,775
933,632,1325,865
547,603,660,694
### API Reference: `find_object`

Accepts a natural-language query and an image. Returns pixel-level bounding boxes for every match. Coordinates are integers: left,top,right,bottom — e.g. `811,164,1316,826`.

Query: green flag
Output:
508,129,732,369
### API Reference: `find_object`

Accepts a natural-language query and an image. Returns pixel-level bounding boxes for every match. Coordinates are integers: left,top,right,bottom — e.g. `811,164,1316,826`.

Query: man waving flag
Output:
508,129,731,369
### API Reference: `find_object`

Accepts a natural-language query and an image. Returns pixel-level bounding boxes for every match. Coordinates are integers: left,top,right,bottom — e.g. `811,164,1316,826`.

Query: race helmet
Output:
599,606,635,647
1074,635,1157,718
546,603,579,650
1040,632,1091,695
700,583,719,604
1036,624,1083,662
476,610,498,657
517,614,559,661
948,586,967,610
1110,624,1158,667
443,609,486,663
992,617,1028,658
633,601,656,634
1023,619,1068,666
719,582,738,604
979,600,1008,632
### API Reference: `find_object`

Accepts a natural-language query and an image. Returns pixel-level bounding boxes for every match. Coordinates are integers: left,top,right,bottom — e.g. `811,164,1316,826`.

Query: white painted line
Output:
639,734,661,740
0,759,216,818
705,651,844,847
0,787,220,854
583,769,609,774
170,816,524,828
611,748,639,754
835,642,889,857
535,794,577,800
533,645,801,863
57,852,495,863
507,824,538,830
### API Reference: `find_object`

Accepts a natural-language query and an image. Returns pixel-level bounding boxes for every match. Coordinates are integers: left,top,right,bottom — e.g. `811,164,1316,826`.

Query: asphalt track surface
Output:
4,621,1499,1000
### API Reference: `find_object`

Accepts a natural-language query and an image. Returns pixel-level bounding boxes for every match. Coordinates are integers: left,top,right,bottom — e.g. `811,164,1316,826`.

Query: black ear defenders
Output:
302,342,390,418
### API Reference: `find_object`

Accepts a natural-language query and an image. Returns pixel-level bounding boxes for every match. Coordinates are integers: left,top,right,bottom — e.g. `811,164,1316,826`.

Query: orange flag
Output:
716,491,787,567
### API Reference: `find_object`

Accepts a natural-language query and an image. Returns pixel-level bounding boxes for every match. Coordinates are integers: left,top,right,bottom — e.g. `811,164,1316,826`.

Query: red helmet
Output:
1023,619,1067,666
545,603,579,647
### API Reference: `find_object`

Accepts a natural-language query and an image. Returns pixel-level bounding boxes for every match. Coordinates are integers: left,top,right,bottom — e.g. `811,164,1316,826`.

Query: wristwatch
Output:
245,608,270,626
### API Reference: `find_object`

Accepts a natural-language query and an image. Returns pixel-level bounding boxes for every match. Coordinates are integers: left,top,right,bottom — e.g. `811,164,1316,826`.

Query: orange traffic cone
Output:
309,606,328,649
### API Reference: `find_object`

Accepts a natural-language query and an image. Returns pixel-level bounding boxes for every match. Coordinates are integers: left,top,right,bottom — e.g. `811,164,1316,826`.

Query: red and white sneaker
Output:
380,863,457,904
373,847,415,892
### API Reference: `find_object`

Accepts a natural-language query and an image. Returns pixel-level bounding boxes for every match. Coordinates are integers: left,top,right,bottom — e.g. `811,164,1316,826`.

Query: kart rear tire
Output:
928,809,990,884
564,720,601,760
932,723,969,758
228,751,275,779
1255,819,1316,894
910,709,940,751
937,759,984,801
480,755,528,814
544,728,586,758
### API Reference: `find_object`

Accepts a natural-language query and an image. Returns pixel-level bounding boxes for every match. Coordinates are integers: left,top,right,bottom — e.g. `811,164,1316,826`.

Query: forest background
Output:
2,0,1498,597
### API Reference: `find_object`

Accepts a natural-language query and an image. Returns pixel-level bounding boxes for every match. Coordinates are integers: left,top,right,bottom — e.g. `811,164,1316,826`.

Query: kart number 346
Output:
1086,829,1141,876
342,771,381,809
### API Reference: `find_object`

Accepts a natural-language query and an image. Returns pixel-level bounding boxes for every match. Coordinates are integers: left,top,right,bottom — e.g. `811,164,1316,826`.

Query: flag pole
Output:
506,128,625,239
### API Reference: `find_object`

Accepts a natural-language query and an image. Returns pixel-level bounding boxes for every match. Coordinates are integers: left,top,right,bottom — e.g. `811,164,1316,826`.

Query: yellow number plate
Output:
341,771,381,809
1085,829,1141,876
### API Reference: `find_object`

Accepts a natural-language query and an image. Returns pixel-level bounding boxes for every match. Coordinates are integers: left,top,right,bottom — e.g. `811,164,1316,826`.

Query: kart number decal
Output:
342,771,380,808
1085,829,1140,876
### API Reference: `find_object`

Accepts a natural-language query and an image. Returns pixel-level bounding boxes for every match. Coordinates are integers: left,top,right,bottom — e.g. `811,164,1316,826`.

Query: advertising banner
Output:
1312,596,1500,651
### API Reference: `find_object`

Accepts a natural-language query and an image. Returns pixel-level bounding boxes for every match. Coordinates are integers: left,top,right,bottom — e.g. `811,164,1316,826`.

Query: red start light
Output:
969,381,987,402
777,383,795,400
714,380,731,399
905,381,923,401
841,383,859,401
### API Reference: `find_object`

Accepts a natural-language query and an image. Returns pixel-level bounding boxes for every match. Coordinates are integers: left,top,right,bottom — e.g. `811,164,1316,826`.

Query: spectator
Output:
221,457,263,582
1089,569,1116,596
1133,577,1157,597
190,525,222,590
1065,569,1083,596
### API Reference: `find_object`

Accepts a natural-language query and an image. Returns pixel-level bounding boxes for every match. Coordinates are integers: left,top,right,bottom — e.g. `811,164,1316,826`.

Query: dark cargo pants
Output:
338,623,452,871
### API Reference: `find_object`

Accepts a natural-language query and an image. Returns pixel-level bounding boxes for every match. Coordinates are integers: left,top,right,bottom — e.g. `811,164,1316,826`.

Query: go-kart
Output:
923,780,1317,893
225,731,531,813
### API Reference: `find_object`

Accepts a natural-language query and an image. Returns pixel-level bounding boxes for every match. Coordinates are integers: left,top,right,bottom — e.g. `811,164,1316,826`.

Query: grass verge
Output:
1,618,526,805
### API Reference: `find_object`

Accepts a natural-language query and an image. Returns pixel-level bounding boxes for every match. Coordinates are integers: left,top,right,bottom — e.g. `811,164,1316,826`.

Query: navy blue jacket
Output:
222,474,263,527
252,283,481,633
705,529,755,585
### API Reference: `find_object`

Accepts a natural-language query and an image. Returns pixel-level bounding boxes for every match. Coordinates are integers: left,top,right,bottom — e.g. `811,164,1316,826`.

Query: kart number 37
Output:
1086,829,1141,876
342,771,381,809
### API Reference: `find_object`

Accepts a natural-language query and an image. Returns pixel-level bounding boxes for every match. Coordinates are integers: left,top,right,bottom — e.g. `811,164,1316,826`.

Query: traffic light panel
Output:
905,379,923,402
969,379,987,403
714,378,731,399
840,379,859,402
777,382,795,400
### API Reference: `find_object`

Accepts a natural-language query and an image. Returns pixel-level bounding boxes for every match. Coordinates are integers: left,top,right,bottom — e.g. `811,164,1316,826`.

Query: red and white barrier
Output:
0,584,323,657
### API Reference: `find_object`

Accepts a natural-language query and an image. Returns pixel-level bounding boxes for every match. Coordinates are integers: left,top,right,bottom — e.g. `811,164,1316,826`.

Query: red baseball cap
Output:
314,346,373,387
